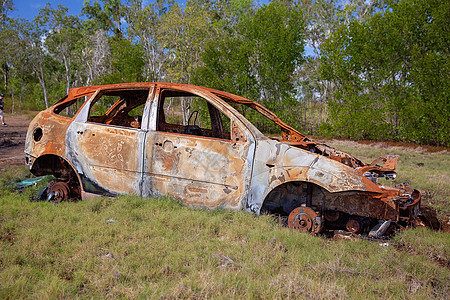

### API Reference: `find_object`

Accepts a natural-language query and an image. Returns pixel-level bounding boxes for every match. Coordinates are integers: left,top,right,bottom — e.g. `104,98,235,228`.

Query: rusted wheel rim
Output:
288,207,323,233
48,181,70,202
324,210,340,222
346,219,361,233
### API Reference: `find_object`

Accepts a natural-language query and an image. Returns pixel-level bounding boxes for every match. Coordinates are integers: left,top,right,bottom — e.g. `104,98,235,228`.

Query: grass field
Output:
0,140,449,299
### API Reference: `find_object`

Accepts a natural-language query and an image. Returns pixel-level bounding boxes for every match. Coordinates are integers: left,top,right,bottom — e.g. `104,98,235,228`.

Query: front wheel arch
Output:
260,181,326,216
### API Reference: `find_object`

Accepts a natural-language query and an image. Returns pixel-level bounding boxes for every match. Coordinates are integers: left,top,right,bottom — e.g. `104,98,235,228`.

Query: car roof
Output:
64,82,312,146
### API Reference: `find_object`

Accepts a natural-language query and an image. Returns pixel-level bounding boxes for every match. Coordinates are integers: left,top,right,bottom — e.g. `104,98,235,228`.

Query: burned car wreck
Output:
25,83,421,235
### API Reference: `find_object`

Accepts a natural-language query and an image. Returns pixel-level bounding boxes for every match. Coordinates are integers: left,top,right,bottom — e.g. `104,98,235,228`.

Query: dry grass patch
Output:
0,189,449,299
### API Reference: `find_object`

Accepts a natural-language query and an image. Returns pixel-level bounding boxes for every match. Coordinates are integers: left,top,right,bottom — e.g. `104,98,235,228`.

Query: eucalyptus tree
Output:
157,0,215,83
37,4,82,97
0,22,13,93
81,29,110,85
2,18,36,111
18,18,53,108
0,0,14,27
82,0,125,38
0,0,14,94
124,0,175,81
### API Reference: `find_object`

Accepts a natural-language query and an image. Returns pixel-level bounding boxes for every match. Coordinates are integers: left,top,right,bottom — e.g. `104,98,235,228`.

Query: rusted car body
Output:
25,82,421,234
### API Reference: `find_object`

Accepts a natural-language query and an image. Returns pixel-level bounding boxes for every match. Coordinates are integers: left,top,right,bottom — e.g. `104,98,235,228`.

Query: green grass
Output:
1,166,449,299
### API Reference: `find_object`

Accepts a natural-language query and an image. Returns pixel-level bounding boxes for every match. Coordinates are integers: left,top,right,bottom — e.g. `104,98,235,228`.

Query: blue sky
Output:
11,1,271,20
11,0,193,20
11,0,84,20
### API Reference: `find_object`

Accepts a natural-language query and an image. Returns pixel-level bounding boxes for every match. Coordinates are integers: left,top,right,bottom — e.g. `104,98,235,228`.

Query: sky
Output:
10,0,270,20
11,0,192,20
11,0,85,20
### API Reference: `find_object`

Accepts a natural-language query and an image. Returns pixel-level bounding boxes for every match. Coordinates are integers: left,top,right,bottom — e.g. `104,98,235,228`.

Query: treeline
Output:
0,0,448,146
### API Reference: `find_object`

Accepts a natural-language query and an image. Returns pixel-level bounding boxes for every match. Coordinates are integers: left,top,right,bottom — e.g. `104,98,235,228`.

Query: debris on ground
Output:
8,176,46,191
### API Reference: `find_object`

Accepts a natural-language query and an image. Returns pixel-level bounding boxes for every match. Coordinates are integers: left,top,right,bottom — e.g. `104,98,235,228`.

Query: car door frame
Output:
142,84,256,210
66,85,155,198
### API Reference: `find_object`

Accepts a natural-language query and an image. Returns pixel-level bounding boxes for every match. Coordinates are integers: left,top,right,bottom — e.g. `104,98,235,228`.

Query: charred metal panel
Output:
246,139,374,214
142,131,254,210
25,111,71,160
324,191,399,220
261,182,400,221
66,121,145,196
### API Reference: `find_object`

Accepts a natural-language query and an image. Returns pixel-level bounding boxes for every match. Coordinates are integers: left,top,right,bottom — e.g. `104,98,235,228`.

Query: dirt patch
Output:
336,138,449,153
419,205,443,230
0,114,31,170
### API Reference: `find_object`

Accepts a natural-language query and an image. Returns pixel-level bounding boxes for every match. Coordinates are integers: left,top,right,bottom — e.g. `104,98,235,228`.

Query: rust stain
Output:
159,151,181,172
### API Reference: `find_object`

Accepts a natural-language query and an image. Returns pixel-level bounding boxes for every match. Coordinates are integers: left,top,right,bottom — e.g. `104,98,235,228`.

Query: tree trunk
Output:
11,89,14,114
19,83,24,112
38,64,49,108
63,55,72,115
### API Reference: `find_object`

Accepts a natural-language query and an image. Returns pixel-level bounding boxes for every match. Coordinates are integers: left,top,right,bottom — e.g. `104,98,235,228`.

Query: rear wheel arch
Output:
31,154,82,199
32,154,74,177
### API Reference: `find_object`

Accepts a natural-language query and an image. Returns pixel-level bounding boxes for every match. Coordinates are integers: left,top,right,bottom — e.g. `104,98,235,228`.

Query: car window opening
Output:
87,89,149,129
157,90,231,140
53,96,86,118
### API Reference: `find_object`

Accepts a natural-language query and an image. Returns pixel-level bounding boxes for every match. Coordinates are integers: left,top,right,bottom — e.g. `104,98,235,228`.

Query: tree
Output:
124,0,175,81
2,18,37,112
195,1,304,99
0,0,15,95
320,0,449,145
157,1,215,83
81,29,110,85
100,37,145,83
194,0,305,131
38,4,82,97
16,18,54,108
0,0,14,27
82,0,125,38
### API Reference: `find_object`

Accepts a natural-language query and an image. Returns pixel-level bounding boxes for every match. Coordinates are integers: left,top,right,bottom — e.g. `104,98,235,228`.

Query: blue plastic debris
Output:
8,177,45,189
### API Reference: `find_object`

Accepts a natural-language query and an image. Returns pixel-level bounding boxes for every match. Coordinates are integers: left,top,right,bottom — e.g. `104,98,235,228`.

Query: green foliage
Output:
82,0,125,37
99,37,145,84
1,0,448,147
320,0,450,146
193,0,305,133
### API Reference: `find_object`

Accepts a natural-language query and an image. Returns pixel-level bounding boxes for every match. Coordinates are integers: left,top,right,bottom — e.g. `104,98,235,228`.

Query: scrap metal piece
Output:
288,207,323,233
47,181,70,202
8,176,45,189
32,186,48,201
346,219,362,234
368,220,392,238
